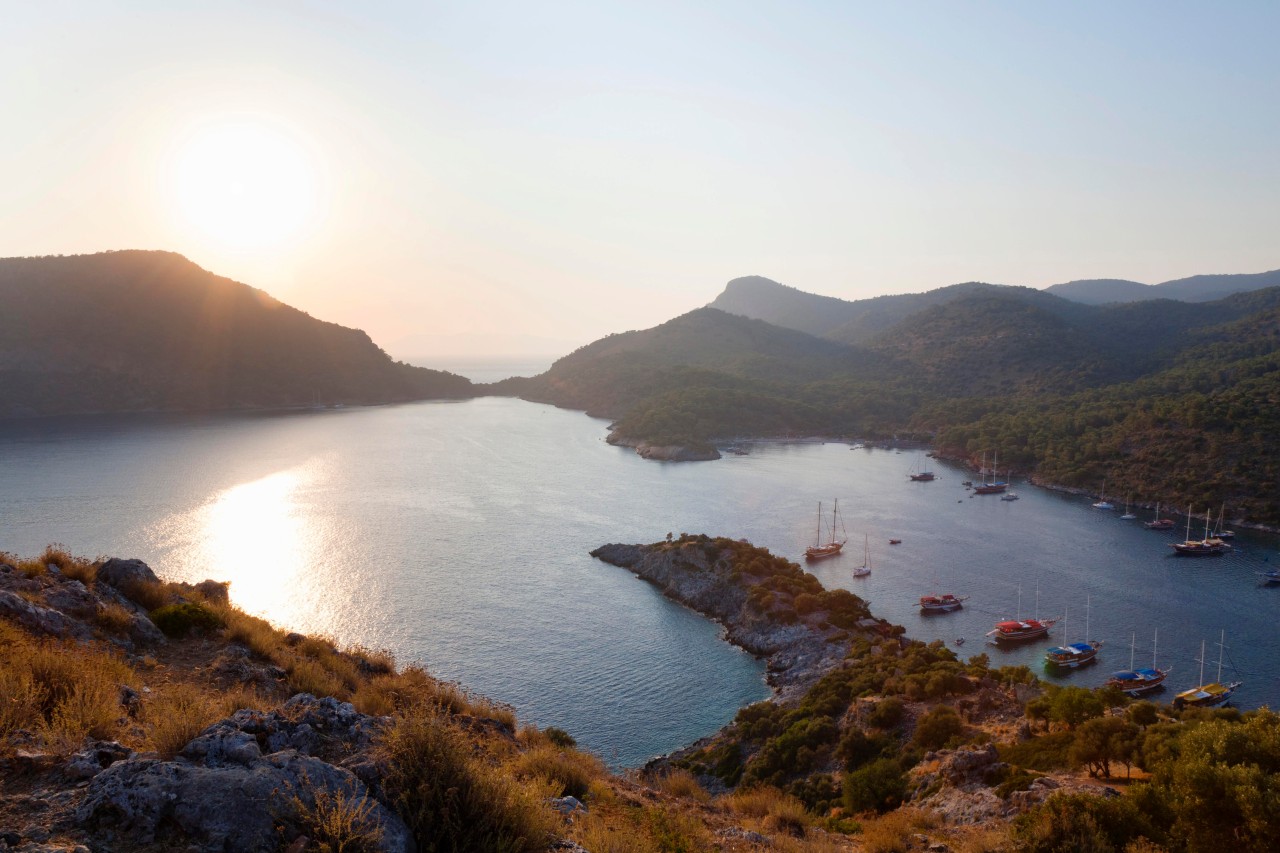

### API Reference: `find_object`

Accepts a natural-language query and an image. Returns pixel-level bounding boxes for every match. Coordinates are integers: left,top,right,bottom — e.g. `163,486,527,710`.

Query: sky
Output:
4,1,1279,359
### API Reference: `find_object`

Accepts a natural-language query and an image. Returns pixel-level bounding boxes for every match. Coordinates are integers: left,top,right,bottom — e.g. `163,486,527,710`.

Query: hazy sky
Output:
4,2,1279,358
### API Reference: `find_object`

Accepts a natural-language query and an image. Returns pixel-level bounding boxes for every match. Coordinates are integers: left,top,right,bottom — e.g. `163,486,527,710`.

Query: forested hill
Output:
0,251,474,418
1046,268,1280,304
500,283,1280,522
710,268,1280,342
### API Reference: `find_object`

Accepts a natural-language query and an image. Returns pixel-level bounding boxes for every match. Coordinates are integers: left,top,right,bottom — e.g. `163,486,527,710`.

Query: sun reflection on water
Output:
149,461,332,630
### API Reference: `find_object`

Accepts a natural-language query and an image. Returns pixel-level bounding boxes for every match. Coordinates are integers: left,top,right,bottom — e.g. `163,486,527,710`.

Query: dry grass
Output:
856,807,939,853
650,767,711,803
92,601,137,635
144,683,225,758
380,708,559,852
510,743,606,799
293,784,386,853
0,629,135,752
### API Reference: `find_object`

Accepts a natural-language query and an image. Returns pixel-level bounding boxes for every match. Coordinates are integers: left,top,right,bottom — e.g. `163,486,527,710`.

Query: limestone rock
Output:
75,695,412,852
95,559,159,594
0,591,86,640
63,741,132,781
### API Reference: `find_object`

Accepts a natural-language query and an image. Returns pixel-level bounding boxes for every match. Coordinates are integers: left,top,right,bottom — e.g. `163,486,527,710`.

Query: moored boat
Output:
987,586,1057,643
1257,567,1280,585
1092,478,1114,510
1169,506,1230,557
1105,630,1171,695
1144,502,1175,530
1173,631,1242,709
972,450,1008,494
1120,497,1136,520
1213,503,1235,540
805,499,847,560
852,534,871,578
920,593,968,613
1044,600,1102,668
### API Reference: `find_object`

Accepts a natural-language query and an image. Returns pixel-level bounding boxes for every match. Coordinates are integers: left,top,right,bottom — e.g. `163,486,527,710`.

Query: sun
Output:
168,118,322,250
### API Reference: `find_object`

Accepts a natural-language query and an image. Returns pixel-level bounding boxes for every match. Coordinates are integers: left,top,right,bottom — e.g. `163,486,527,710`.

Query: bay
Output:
1,397,1276,767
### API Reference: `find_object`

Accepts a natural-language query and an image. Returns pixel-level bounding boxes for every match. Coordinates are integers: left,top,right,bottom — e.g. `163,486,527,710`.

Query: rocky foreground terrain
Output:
8,538,1264,852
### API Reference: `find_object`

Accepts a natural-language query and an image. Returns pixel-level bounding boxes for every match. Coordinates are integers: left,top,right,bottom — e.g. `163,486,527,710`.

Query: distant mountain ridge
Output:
710,268,1280,341
0,251,474,418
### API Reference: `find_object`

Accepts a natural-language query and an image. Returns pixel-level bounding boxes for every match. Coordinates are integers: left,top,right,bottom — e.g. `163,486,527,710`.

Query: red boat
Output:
920,593,967,613
986,618,1057,643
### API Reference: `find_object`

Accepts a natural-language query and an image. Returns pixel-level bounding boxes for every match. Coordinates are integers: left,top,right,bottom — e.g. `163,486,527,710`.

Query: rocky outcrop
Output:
591,540,860,700
95,558,159,591
0,561,163,650
75,695,413,853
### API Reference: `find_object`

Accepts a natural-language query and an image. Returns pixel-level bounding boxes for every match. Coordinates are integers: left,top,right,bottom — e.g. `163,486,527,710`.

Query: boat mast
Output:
1129,632,1136,670
1216,630,1226,684
1153,628,1158,668
1185,505,1193,541
1085,595,1090,645
832,499,839,546
1197,639,1206,687
815,501,823,547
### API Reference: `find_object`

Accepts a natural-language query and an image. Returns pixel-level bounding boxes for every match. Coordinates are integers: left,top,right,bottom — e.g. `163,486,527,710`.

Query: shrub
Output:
837,727,892,771
913,705,964,751
651,768,709,802
92,602,136,635
543,726,576,748
998,731,1076,772
511,743,604,800
380,710,556,853
293,784,386,853
150,601,224,638
867,697,905,729
145,683,225,758
842,758,907,814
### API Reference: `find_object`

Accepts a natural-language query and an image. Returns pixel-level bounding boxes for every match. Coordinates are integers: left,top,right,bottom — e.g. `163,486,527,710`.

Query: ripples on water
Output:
1,398,1276,765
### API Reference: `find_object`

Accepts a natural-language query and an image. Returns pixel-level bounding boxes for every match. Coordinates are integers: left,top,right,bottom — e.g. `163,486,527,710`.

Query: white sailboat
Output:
1092,478,1114,510
852,534,871,577
1120,496,1136,520
1174,630,1242,708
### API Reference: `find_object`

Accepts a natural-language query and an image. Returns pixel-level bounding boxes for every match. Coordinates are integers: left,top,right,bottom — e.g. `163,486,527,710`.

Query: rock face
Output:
76,695,413,853
96,558,160,591
591,541,855,700
0,560,164,651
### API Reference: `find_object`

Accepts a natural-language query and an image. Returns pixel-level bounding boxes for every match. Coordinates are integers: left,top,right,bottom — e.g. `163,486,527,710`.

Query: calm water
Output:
2,398,1276,766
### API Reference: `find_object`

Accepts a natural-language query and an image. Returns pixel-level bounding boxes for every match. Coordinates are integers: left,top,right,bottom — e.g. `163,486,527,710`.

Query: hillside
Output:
1047,268,1280,304
503,282,1280,522
0,251,473,418
709,269,1280,343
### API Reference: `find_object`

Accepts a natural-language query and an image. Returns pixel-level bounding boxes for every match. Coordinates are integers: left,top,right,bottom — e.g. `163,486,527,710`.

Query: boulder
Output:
64,741,132,781
95,559,159,593
76,696,411,852
194,579,229,604
0,591,87,640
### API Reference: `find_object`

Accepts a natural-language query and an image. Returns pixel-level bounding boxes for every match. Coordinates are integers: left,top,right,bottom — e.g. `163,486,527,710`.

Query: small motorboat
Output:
888,538,902,545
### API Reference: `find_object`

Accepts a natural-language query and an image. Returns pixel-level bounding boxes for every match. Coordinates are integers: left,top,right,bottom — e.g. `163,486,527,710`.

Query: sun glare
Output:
168,119,322,250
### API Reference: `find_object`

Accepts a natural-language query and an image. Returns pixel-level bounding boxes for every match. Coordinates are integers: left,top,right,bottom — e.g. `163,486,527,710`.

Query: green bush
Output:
150,601,224,639
842,758,907,814
543,727,576,748
912,705,964,751
867,698,905,730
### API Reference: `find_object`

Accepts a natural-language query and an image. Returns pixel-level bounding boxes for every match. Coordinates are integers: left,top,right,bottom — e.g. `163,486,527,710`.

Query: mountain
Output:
0,251,473,417
1045,268,1280,304
708,275,1009,345
710,269,1280,342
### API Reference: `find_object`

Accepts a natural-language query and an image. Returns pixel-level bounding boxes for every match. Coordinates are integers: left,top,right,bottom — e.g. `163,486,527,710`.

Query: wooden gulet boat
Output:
920,593,968,613
987,586,1058,644
1173,630,1242,709
805,499,847,560
1044,597,1102,668
1105,630,1170,695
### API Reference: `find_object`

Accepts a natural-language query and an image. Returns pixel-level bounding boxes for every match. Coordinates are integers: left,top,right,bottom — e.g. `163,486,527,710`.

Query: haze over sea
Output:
3,396,1276,765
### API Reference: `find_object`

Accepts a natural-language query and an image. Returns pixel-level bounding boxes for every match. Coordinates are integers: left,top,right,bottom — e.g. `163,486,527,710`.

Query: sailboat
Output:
852,534,871,577
1120,497,1136,520
908,455,936,481
1144,501,1176,530
987,586,1058,643
804,500,847,560
1106,630,1171,694
1213,503,1236,540
1169,506,1230,556
1174,631,1242,709
1044,597,1102,668
972,450,1008,494
1092,478,1114,510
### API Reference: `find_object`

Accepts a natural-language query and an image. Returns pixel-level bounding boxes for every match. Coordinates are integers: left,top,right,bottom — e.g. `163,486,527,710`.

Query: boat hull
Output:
1045,642,1101,668
987,619,1055,643
1170,540,1230,556
1106,669,1168,695
805,543,844,560
1173,682,1241,709
920,595,966,613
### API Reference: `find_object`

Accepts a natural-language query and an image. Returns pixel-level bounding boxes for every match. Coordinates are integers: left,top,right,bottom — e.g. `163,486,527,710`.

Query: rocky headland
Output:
603,435,722,462
591,536,892,700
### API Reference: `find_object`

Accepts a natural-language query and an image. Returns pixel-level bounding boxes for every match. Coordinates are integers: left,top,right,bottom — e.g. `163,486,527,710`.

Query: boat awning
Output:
1134,668,1162,679
1066,643,1094,654
1110,671,1140,681
1046,646,1071,656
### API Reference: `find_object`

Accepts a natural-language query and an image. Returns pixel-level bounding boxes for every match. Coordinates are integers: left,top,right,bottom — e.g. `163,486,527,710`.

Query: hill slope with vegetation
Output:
0,251,474,418
499,282,1280,523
